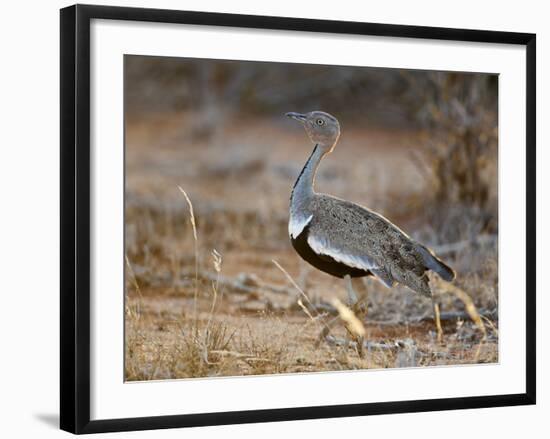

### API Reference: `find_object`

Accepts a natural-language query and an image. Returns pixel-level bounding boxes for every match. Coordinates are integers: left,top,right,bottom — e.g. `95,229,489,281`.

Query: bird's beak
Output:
286,112,307,123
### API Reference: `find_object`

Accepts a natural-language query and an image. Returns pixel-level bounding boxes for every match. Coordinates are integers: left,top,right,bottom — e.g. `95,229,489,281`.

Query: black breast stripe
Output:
290,224,371,279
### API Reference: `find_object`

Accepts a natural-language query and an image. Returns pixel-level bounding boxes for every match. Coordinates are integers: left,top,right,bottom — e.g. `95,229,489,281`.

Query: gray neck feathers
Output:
290,144,325,214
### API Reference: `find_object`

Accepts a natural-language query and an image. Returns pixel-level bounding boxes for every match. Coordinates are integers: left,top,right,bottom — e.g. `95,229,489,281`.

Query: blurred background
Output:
124,55,499,380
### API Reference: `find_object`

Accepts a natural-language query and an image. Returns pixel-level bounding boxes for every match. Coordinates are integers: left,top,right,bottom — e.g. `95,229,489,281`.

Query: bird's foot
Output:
355,335,365,358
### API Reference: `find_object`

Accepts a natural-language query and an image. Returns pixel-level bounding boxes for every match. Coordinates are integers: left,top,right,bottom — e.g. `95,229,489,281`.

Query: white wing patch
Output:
307,234,379,272
289,214,313,239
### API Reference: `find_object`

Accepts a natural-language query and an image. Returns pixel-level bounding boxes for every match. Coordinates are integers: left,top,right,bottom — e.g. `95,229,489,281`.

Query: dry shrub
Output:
404,72,498,236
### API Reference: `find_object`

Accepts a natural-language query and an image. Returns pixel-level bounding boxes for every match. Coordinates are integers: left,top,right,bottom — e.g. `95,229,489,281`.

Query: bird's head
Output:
286,111,341,152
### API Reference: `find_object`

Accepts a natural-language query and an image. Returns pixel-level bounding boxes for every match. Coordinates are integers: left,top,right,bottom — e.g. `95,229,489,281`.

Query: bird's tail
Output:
418,245,456,282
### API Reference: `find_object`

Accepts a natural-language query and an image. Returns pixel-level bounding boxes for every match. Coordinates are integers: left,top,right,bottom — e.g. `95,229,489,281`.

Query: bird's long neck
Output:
290,144,325,210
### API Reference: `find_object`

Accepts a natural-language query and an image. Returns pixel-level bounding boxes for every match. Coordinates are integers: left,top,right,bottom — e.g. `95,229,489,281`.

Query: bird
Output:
285,110,456,351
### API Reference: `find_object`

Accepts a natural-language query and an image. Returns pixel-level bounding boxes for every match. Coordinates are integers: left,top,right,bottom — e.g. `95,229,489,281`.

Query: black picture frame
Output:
60,4,536,434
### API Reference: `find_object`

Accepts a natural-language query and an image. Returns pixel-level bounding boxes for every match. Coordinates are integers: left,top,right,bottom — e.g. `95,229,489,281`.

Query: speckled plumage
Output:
305,194,449,296
286,110,455,297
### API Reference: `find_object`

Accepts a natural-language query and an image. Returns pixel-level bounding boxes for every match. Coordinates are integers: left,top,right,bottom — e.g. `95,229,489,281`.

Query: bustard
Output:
286,110,455,350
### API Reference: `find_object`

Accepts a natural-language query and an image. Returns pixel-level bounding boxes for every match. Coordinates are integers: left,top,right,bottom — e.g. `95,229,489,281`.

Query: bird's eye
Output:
316,119,324,126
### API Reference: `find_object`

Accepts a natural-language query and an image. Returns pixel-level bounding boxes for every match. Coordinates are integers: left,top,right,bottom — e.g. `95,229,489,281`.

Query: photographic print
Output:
124,55,499,381
60,6,535,432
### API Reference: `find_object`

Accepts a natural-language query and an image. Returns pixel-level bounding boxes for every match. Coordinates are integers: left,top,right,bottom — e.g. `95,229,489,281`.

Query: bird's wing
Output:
308,194,406,287
307,195,421,288
370,267,395,288
308,230,394,288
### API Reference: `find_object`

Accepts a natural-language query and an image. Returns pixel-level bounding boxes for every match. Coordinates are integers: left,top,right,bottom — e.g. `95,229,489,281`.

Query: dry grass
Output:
124,113,498,381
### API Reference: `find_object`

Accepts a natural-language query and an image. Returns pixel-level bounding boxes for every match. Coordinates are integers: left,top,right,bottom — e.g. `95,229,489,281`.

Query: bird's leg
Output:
341,275,355,355
319,276,367,356
351,277,369,318
344,274,358,306
432,295,443,344
351,277,369,358
344,275,367,358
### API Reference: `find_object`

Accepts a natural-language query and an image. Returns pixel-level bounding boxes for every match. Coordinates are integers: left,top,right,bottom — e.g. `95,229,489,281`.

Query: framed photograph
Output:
60,4,536,434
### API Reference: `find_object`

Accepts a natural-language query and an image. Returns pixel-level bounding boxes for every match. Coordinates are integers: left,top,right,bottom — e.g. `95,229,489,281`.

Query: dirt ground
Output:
124,111,499,381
